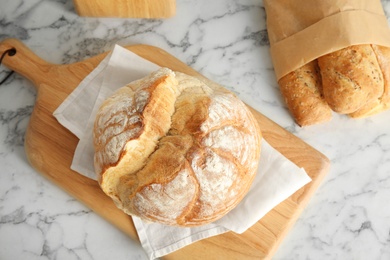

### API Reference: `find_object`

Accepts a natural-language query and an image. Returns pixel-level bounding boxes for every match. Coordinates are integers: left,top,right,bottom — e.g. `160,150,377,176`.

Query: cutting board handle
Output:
0,38,54,90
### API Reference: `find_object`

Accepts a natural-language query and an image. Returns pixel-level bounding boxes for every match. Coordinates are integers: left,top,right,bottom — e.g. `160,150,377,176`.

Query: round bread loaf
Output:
93,68,262,227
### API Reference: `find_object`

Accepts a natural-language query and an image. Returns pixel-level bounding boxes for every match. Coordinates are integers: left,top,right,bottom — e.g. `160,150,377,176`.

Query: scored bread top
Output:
348,45,390,118
93,68,262,227
318,44,384,114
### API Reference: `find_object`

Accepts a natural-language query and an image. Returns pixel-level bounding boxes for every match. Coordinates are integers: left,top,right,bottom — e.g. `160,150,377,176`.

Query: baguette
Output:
278,60,332,126
318,44,384,114
348,45,390,118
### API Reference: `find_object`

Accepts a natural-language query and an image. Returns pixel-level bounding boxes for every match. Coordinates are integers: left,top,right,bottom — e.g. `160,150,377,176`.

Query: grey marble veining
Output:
1,0,390,259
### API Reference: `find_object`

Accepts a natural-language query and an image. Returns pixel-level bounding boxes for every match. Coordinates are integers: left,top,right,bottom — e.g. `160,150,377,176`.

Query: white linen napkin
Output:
53,45,311,260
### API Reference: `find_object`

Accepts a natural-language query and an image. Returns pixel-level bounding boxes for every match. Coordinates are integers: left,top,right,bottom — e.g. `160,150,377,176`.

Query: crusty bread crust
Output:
278,60,332,126
93,68,262,227
279,44,390,125
348,45,390,118
318,44,384,114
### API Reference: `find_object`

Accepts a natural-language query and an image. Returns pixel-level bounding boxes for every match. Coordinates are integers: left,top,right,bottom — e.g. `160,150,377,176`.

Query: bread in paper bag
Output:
265,0,390,126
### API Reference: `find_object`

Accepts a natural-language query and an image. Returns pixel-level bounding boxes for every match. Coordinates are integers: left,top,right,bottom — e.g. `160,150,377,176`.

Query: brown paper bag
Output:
264,0,390,81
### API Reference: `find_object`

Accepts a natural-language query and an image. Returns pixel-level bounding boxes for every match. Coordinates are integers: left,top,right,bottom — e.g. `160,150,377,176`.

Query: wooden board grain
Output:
0,38,329,259
72,0,176,18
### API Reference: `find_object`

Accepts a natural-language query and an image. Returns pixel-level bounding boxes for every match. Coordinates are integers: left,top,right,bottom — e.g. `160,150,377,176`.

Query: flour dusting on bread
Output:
93,67,261,227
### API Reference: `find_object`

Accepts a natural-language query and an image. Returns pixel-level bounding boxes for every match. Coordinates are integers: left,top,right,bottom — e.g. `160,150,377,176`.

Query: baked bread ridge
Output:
93,68,179,204
93,68,262,227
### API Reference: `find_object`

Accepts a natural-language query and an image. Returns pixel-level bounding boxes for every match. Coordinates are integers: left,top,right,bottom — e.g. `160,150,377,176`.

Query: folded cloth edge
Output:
133,216,229,260
53,52,112,138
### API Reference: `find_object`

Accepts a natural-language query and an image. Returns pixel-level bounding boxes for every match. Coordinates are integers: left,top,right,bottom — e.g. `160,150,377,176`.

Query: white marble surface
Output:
1,0,390,259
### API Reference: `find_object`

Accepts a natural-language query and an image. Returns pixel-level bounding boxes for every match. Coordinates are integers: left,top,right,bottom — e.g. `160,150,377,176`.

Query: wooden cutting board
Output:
0,38,329,259
72,0,176,18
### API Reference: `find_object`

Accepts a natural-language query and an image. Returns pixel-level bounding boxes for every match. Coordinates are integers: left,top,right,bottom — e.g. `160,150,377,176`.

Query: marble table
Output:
1,0,390,259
